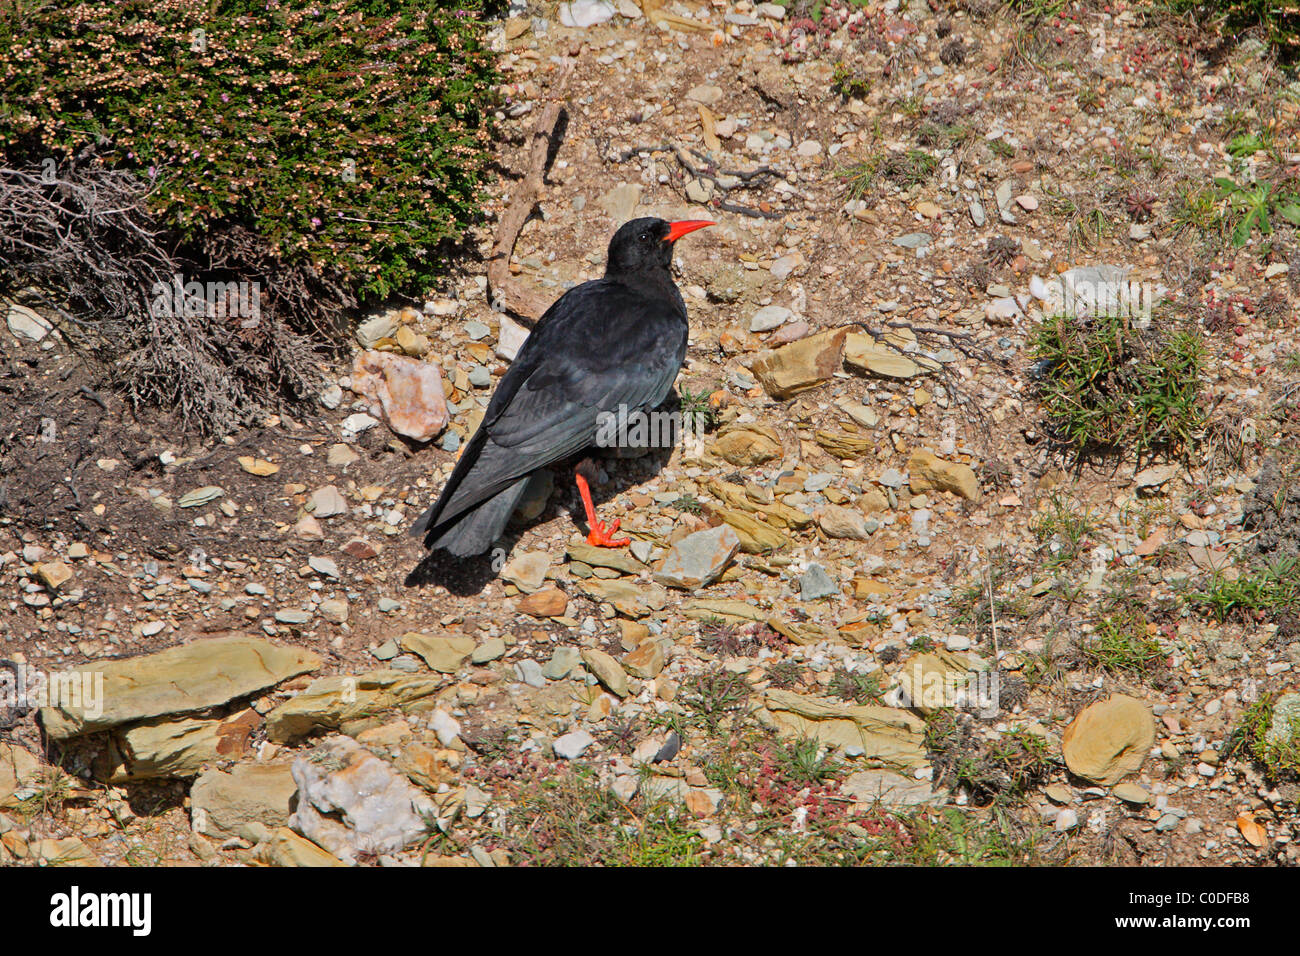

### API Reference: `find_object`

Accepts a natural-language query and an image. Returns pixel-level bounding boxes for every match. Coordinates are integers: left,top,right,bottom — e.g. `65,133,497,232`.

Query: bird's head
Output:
605,217,714,277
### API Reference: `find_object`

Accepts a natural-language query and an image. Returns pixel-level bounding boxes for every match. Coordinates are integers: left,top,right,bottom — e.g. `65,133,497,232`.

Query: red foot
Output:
575,471,629,548
587,518,629,548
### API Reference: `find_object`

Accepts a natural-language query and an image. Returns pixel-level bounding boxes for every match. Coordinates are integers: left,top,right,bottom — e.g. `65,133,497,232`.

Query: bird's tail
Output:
415,475,532,557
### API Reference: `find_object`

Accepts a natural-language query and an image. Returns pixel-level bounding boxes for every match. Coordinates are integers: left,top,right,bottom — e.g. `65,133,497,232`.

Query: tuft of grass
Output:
1081,610,1166,676
901,806,1046,865
828,667,884,704
918,120,973,149
1191,558,1300,624
1076,86,1105,113
13,768,74,823
927,713,1051,805
894,93,925,118
884,148,939,186
988,138,1016,159
767,659,806,689
1226,692,1300,781
1169,183,1223,236
1030,311,1205,460
777,736,843,786
506,767,703,866
950,554,1031,642
1006,0,1067,20
838,155,883,202
1032,493,1098,568
677,383,717,434
841,148,936,200
1070,207,1115,250
681,667,752,731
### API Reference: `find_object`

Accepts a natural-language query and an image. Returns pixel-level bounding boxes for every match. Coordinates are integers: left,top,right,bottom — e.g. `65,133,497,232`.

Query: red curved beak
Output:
664,220,715,243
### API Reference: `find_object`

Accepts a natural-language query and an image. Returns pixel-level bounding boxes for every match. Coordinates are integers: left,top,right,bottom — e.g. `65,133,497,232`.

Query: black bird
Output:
410,217,714,559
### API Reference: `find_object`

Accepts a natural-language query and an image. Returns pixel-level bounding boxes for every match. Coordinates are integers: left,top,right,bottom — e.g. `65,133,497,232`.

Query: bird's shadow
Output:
405,394,687,596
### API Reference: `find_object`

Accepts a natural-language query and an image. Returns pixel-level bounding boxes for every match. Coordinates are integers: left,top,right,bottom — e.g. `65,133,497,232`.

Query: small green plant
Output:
894,93,925,118
988,138,1017,159
838,156,883,201
903,806,1045,865
1169,183,1223,236
828,667,883,704
1076,87,1105,113
1030,311,1205,460
1226,693,1300,781
677,383,717,434
1070,207,1114,249
1214,176,1300,248
918,120,973,149
1191,558,1300,623
927,713,1050,805
951,547,1030,642
1227,131,1275,159
767,659,805,689
1081,610,1166,675
682,667,752,731
627,809,705,866
506,767,703,865
13,768,73,822
1022,633,1068,692
671,494,703,515
986,730,1051,791
883,148,938,186
831,61,871,100
1007,0,1068,20
698,618,743,657
1139,147,1169,176
777,736,842,786
1032,494,1097,568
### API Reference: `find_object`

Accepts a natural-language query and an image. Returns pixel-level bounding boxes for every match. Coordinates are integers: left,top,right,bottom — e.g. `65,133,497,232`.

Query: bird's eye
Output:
638,233,648,242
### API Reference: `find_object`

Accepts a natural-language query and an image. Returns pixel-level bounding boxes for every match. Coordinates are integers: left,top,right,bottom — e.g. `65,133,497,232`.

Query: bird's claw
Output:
587,518,629,548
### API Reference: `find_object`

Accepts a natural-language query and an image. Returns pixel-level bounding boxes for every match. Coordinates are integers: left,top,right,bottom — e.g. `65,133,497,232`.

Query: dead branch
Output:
487,66,573,325
0,155,334,434
850,317,1006,450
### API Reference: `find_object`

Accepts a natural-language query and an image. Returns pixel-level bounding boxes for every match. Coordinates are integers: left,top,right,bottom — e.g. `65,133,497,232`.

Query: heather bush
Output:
0,0,498,299
0,0,498,432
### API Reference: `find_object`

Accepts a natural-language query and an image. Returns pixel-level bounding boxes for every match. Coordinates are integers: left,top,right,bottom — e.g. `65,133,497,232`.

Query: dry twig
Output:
487,66,574,324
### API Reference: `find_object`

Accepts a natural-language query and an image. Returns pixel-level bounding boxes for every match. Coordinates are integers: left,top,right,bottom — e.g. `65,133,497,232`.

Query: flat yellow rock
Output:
238,457,280,476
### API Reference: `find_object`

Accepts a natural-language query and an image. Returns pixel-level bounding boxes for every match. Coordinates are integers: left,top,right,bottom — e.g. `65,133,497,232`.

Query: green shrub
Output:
0,0,498,301
1030,311,1205,460
0,0,498,432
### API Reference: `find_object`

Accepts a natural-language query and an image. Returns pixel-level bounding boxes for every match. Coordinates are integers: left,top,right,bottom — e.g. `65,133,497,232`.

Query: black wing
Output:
412,277,687,543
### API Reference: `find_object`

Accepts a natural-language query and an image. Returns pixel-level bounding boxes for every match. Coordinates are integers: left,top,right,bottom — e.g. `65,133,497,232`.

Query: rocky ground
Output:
3,0,1300,867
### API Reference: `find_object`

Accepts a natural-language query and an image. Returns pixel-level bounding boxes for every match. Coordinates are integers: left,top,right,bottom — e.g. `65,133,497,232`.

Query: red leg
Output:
575,471,629,548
